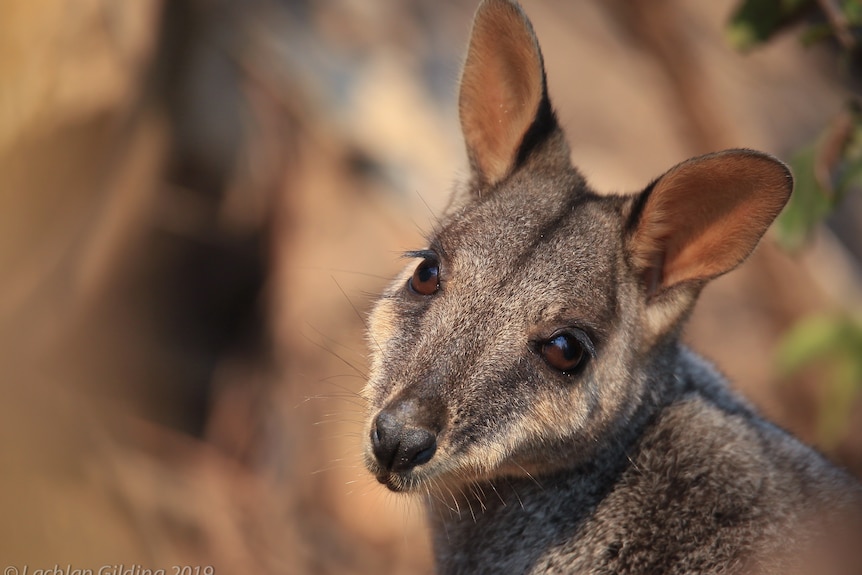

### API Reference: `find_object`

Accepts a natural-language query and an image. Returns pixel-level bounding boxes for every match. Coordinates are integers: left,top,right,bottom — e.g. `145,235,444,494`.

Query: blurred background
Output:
1,0,861,573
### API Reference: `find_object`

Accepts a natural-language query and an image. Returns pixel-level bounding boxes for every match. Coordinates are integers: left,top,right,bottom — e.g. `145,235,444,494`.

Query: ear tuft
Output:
459,0,554,187
628,149,792,299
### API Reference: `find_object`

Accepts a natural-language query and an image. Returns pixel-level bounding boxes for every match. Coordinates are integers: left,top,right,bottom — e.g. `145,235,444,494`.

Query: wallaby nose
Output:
371,409,437,473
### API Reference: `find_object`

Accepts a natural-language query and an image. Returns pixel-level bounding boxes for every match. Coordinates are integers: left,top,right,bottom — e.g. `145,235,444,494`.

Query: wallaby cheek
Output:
366,272,412,354
527,388,593,440
454,415,532,474
364,277,414,403
581,341,657,445
363,306,394,403
366,303,396,362
522,339,643,462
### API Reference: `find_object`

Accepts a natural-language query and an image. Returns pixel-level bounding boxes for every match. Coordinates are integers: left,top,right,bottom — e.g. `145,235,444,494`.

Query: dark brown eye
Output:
408,258,440,295
541,332,587,373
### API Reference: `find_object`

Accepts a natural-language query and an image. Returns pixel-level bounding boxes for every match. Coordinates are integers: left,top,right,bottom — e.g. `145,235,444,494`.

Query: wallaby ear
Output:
627,149,792,302
459,0,557,187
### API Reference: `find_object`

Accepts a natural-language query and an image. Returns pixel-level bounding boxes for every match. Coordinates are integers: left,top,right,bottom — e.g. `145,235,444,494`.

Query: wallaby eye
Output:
408,258,440,295
541,332,587,373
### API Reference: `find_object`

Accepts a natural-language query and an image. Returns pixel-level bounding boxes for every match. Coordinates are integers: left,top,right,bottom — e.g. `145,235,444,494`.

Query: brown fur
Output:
362,1,862,573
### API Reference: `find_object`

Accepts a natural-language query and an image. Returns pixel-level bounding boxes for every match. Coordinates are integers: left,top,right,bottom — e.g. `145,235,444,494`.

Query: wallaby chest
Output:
430,389,858,575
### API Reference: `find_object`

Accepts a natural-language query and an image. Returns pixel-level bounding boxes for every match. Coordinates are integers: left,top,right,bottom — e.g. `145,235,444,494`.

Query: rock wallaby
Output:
362,1,862,573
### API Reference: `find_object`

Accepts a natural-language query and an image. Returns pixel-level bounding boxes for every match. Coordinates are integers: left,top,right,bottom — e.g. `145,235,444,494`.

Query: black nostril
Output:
391,427,436,472
371,411,402,470
408,430,436,466
371,410,438,473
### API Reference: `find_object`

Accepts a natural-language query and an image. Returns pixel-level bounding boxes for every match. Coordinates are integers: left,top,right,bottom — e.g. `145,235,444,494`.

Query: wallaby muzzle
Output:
370,398,439,479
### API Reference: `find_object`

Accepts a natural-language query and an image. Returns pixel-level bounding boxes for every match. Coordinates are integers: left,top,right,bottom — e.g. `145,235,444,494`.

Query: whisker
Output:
416,189,441,223
331,275,384,355
440,479,461,517
311,419,364,427
299,394,367,410
503,477,525,510
298,332,369,379
471,481,488,513
303,321,367,360
488,481,506,506
315,373,367,386
286,265,391,281
317,410,365,419
512,461,543,490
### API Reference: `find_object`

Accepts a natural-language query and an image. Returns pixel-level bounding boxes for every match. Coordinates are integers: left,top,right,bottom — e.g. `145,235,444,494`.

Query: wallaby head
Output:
362,0,791,495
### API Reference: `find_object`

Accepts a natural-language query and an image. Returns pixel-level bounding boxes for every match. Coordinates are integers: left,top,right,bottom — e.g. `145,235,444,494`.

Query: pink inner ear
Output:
631,151,791,297
459,0,545,185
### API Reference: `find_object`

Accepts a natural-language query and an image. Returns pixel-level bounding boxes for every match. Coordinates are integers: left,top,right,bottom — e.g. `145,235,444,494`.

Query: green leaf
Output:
777,313,862,447
799,22,835,46
817,356,862,447
727,0,814,50
777,314,849,375
842,0,862,24
836,120,862,193
774,146,835,251
774,105,862,250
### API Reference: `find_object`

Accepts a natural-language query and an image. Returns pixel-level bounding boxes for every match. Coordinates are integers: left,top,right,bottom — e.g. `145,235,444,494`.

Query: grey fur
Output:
361,1,862,573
